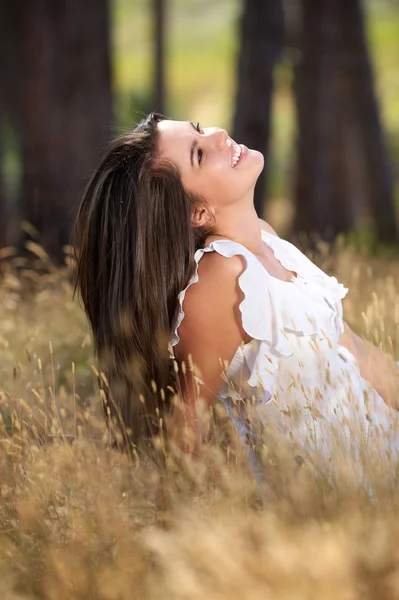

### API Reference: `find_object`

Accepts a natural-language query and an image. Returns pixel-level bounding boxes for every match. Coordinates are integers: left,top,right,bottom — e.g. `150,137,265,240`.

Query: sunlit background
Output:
1,0,399,258
112,0,399,238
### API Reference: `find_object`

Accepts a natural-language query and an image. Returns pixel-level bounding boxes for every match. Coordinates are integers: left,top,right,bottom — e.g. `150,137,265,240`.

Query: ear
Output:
191,204,215,228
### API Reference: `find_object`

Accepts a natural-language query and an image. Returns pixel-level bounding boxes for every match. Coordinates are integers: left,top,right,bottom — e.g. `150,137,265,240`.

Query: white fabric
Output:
171,231,399,476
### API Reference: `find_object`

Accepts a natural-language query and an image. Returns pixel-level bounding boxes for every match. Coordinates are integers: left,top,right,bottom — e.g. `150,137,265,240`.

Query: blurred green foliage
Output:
112,0,399,204
2,1,399,211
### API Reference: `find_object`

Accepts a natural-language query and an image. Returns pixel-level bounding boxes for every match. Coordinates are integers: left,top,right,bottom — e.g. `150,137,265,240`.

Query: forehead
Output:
157,119,193,164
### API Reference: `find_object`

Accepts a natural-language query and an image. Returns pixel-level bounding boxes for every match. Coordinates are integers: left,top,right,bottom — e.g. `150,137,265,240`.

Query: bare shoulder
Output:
174,251,250,407
195,248,245,283
175,250,248,351
182,251,245,317
258,218,279,237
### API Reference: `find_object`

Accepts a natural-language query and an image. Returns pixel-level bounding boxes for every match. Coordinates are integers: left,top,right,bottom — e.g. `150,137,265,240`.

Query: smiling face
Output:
156,120,264,221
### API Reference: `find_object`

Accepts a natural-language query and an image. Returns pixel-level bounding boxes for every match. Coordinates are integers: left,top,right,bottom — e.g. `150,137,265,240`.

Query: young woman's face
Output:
157,120,264,212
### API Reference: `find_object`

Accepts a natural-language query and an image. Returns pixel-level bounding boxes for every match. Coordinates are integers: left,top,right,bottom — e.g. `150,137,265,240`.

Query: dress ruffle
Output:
170,246,212,348
171,232,349,395
170,233,399,478
263,233,348,335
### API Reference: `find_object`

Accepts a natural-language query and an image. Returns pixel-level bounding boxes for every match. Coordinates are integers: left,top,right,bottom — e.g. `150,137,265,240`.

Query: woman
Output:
73,112,399,468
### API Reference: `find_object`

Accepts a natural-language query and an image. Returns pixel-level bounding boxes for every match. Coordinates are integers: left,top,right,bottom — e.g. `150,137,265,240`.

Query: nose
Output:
208,128,228,151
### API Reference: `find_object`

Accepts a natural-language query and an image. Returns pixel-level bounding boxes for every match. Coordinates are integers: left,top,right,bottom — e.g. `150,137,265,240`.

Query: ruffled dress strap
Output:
171,238,293,356
171,234,348,350
262,231,347,299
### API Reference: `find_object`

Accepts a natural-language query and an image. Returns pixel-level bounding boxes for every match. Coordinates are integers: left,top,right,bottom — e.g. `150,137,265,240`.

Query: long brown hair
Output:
73,112,213,453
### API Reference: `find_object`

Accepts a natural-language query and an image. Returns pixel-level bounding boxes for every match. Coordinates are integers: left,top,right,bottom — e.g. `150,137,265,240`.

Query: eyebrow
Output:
189,121,199,167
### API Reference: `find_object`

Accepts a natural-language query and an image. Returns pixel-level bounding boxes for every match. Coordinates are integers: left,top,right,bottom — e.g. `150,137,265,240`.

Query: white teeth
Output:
231,144,242,167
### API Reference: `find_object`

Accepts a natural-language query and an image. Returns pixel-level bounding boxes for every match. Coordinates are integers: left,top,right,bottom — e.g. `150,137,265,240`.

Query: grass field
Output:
1,242,399,597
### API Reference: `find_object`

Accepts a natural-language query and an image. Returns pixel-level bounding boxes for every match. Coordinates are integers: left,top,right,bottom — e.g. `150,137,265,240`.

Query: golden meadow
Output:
1,2,399,596
1,237,399,599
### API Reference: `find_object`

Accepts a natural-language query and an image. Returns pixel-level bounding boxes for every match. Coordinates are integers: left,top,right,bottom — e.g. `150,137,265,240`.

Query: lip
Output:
231,144,248,168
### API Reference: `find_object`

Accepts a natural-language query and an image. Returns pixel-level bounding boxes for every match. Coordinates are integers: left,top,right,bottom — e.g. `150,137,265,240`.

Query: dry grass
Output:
1,241,399,599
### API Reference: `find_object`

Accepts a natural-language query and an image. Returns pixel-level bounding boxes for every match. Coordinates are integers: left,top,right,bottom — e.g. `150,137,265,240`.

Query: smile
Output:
231,142,248,168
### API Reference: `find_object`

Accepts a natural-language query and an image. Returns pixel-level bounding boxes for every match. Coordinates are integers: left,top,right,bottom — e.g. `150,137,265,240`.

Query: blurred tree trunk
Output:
293,0,397,243
0,118,5,248
337,0,397,243
7,0,113,263
0,3,5,248
0,0,11,248
233,0,284,217
293,0,355,242
153,0,165,114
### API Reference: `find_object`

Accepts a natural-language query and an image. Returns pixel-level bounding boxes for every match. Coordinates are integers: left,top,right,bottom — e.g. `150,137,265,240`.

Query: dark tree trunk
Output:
0,1,7,248
337,0,397,243
0,119,5,248
293,0,397,244
153,0,166,114
232,0,284,217
8,0,113,263
293,0,355,242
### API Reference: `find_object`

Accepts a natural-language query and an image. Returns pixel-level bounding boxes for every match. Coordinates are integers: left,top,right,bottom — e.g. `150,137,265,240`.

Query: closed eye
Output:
189,121,204,167
195,123,204,165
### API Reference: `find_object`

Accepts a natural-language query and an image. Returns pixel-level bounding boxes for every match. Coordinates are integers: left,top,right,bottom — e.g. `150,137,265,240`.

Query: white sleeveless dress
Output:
171,231,399,476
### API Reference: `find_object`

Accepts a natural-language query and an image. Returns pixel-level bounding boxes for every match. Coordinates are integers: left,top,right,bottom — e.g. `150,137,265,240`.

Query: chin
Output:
249,148,265,173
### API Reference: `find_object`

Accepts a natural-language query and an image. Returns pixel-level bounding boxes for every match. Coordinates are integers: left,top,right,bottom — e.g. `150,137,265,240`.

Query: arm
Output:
168,252,249,453
339,322,399,409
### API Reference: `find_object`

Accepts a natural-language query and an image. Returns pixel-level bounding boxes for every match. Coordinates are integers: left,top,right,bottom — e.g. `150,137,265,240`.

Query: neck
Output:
206,196,265,255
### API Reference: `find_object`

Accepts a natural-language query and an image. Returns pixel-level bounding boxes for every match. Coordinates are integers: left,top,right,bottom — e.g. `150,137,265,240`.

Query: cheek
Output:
202,165,235,204
183,163,232,203
182,156,260,207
